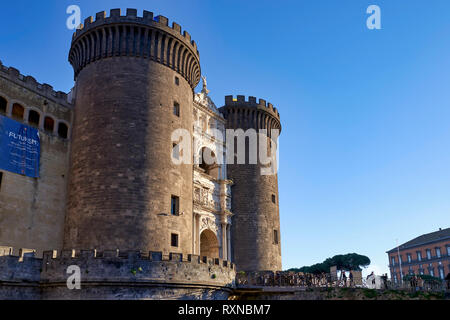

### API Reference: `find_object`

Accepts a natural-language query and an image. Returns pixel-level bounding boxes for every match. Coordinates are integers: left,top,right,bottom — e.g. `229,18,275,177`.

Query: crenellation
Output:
69,8,201,87
61,250,75,259
188,254,201,264
110,8,121,17
126,8,138,18
169,253,183,262
8,248,235,270
43,250,57,261
0,63,72,107
183,30,191,43
258,98,266,107
221,95,281,124
80,249,97,259
96,11,106,20
102,250,119,258
0,247,13,257
143,10,153,21
155,15,169,26
150,252,163,261
19,249,36,260
84,16,93,26
172,22,181,34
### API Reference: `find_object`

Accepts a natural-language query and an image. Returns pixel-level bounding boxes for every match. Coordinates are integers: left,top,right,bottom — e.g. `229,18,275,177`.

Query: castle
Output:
0,8,282,299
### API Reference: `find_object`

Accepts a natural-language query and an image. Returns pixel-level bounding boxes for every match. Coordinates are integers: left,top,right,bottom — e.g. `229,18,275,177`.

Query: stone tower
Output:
63,9,201,254
219,95,282,271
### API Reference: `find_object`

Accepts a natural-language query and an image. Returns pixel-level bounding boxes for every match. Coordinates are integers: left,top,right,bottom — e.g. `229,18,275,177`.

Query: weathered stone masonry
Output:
0,8,283,299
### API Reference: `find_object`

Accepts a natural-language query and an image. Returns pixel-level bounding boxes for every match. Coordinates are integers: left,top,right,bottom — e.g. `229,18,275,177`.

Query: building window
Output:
273,229,279,245
272,194,276,204
171,233,179,247
399,255,403,264
28,110,40,127
429,268,435,277
447,246,450,256
12,103,24,120
175,76,180,86
426,249,431,260
44,116,54,133
439,268,445,280
171,195,179,216
391,256,395,265
58,123,68,139
436,247,441,258
172,143,180,160
173,102,180,117
407,253,412,263
417,251,422,261
393,274,398,284
0,96,7,114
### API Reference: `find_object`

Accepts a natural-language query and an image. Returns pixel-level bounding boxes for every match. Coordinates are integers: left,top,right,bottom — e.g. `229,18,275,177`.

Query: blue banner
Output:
0,115,40,178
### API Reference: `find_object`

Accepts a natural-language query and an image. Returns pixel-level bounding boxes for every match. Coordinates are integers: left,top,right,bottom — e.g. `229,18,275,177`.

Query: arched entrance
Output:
200,229,219,258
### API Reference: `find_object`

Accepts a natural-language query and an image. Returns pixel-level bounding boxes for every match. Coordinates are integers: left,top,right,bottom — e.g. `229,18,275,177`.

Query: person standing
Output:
342,271,347,287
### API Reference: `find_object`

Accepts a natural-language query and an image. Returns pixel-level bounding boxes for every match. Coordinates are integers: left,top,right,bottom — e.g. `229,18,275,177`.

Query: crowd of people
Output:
237,271,450,292
236,271,359,288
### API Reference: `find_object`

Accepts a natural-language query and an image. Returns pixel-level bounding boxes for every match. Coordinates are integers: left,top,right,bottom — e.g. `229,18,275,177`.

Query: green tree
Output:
288,253,371,274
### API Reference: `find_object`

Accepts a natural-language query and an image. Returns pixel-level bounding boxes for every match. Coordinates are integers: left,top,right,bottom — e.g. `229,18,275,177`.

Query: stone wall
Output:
0,63,72,256
0,247,236,300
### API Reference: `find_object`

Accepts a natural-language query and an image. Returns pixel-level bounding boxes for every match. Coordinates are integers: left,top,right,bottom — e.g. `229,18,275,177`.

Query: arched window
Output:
28,110,40,127
58,122,69,139
12,103,24,120
0,96,7,114
199,147,220,179
44,116,54,133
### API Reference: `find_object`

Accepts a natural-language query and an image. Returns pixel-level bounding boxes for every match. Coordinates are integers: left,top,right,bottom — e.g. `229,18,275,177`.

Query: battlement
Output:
40,249,234,269
69,8,201,88
220,95,281,132
0,61,72,108
0,247,42,283
223,95,280,120
73,9,198,55
0,246,235,285
0,247,236,299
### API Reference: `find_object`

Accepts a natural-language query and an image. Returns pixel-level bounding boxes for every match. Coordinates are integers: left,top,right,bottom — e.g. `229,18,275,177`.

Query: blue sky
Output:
1,0,450,276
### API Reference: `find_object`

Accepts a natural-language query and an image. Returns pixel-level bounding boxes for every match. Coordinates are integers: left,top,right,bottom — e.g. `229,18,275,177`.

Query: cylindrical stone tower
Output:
63,9,201,253
219,95,282,271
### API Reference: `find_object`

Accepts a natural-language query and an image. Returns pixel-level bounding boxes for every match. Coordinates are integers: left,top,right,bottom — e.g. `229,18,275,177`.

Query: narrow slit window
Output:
274,230,279,245
272,194,276,204
175,76,180,86
171,195,180,216
171,233,179,247
172,143,180,160
0,172,3,190
173,102,180,117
